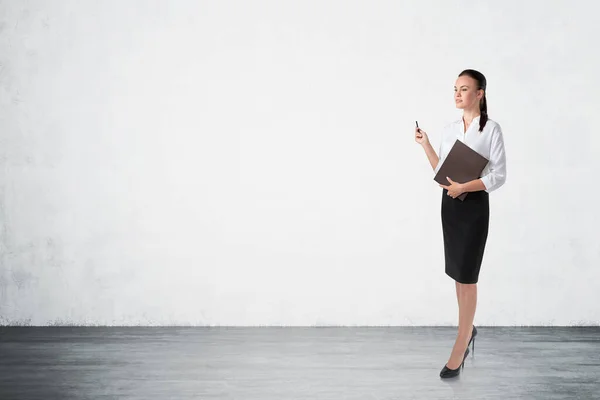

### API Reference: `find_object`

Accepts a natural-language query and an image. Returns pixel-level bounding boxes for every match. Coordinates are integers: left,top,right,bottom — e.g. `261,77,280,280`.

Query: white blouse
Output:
433,116,507,193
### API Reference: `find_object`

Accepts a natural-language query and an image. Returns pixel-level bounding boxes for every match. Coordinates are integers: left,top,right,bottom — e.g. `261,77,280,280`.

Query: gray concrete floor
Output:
1,327,599,399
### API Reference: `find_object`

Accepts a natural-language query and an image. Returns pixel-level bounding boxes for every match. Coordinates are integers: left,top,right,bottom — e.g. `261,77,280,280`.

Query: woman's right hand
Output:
415,127,429,146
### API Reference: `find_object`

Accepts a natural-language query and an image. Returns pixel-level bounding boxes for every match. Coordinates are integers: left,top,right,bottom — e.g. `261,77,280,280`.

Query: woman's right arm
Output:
414,126,440,172
422,141,440,172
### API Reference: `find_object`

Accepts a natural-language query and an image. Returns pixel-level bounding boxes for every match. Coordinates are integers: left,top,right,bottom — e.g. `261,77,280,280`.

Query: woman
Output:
414,69,507,378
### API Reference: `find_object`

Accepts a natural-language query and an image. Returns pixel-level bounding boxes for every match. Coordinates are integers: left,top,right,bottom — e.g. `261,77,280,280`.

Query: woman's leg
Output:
446,282,477,369
455,281,461,305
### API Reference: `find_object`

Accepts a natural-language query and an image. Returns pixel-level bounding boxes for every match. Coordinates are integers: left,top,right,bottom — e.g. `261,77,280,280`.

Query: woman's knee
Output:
457,282,477,291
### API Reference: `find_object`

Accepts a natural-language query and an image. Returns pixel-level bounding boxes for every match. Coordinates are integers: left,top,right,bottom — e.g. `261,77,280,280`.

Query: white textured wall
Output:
1,0,599,326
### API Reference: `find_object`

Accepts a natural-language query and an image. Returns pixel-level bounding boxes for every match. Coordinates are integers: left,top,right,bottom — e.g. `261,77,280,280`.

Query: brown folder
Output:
434,139,489,201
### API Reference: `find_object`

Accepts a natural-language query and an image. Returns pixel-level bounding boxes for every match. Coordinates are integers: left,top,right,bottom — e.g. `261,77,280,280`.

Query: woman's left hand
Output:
439,177,465,198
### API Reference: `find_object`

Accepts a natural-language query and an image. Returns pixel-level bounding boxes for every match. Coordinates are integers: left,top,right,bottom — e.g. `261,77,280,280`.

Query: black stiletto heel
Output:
468,326,478,356
440,347,469,378
440,326,477,379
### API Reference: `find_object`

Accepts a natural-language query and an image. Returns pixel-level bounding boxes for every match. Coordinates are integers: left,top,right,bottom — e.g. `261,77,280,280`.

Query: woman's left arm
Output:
461,125,507,193
460,178,487,193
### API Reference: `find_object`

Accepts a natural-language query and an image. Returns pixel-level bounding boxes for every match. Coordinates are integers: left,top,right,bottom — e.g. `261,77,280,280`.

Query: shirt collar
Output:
462,115,480,123
456,115,481,138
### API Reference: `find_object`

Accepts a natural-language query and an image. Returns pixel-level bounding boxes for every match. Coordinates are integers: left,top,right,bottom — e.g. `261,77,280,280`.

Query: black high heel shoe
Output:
439,347,469,378
439,326,477,379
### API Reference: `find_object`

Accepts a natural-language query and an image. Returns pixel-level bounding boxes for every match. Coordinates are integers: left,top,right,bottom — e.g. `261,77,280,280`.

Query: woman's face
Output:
454,76,483,110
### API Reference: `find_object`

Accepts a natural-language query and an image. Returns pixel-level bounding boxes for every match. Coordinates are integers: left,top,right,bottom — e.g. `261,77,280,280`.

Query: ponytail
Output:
479,94,488,132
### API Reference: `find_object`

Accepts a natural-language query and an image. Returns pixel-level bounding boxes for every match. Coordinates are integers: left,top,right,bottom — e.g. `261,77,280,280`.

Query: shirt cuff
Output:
480,175,492,192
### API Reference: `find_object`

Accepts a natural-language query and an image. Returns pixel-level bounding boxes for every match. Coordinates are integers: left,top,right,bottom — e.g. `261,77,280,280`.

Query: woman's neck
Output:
462,109,481,125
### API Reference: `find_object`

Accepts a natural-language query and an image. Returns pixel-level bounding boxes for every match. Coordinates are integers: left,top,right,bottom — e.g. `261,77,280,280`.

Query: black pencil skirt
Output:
441,188,489,284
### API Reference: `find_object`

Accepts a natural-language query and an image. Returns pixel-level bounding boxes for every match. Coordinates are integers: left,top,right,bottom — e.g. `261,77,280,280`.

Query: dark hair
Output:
458,69,487,132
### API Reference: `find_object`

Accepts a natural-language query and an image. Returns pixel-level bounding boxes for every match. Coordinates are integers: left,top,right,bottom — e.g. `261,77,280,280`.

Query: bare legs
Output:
446,282,477,369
